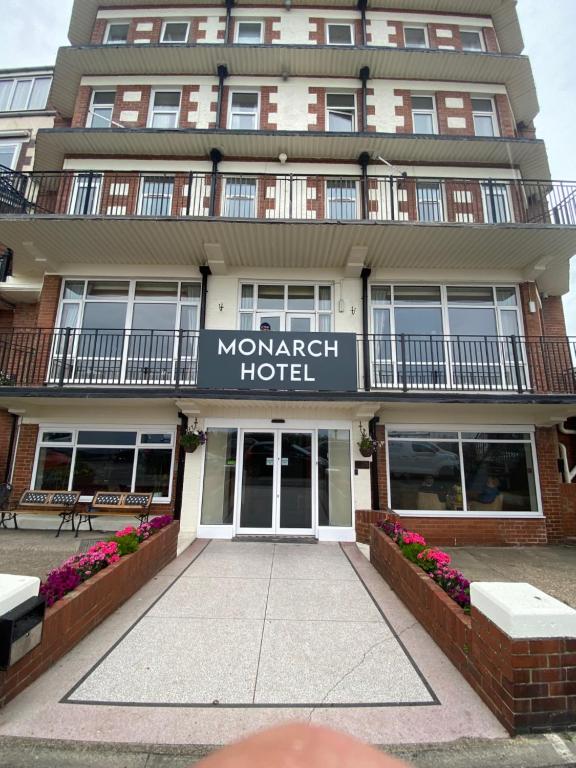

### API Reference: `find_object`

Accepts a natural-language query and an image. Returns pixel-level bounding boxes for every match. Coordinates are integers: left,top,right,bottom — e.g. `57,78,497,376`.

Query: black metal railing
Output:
0,328,574,394
1,169,575,225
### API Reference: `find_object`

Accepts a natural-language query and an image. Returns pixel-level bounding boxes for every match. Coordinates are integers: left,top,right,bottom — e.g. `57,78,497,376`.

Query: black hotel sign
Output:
197,331,358,391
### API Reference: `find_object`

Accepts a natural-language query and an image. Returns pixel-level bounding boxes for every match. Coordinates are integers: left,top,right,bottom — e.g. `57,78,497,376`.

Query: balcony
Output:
0,328,574,396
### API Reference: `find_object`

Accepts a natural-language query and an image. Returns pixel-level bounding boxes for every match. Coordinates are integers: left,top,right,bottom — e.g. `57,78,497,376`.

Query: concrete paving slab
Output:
148,576,270,620
266,578,383,622
271,550,357,581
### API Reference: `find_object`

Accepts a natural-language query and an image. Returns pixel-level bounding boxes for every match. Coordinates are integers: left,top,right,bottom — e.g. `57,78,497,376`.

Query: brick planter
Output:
370,526,576,734
0,521,179,708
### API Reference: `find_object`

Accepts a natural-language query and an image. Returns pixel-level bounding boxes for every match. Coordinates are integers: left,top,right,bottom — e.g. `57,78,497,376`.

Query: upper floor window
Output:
326,93,356,132
88,90,115,128
412,95,436,134
161,21,190,43
224,178,257,217
239,283,333,332
326,23,354,45
229,91,259,129
416,182,443,222
69,173,103,215
105,22,130,44
148,91,181,128
404,26,428,49
0,76,52,112
461,29,484,51
327,179,358,219
236,21,263,44
472,97,497,137
139,176,175,216
0,141,20,170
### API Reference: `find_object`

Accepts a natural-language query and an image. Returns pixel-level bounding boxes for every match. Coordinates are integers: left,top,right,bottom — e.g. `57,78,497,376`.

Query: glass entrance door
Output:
237,430,314,534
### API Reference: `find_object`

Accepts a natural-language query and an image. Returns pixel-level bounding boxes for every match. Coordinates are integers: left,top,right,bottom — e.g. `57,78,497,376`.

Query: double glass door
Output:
238,430,314,534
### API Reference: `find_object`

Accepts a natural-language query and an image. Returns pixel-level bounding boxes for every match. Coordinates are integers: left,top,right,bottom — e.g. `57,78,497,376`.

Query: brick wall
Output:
0,522,179,708
10,424,38,499
308,87,326,131
0,410,13,484
309,18,362,45
370,527,576,734
112,86,151,128
560,484,576,540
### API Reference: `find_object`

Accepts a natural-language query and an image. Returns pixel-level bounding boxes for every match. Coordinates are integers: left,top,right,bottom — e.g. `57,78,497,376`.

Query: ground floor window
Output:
33,428,175,501
387,428,540,515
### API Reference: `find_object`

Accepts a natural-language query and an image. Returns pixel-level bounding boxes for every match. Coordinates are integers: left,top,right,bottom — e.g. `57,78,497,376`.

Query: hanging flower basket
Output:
357,422,378,458
180,424,207,453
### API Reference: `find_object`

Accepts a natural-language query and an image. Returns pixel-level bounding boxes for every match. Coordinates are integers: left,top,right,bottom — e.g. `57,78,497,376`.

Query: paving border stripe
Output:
60,538,213,704
339,543,440,706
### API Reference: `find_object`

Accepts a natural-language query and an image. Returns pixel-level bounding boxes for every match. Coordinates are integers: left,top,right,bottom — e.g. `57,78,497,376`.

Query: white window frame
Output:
326,92,357,132
481,182,513,224
460,28,485,52
228,90,260,130
69,173,103,215
325,178,359,220
471,96,499,137
32,426,177,504
137,176,175,216
0,141,22,170
415,181,445,223
404,25,428,49
104,21,130,44
326,23,354,46
147,89,181,129
87,90,116,128
235,20,264,44
0,75,53,112
223,177,258,218
238,282,334,332
160,20,191,44
385,424,543,518
411,94,437,134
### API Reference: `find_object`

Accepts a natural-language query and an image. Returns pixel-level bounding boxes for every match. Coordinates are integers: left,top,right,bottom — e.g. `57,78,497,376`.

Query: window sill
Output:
395,510,544,519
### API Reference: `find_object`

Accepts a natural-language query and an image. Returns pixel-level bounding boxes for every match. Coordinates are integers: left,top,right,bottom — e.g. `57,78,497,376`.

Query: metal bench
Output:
11,490,81,536
76,492,153,537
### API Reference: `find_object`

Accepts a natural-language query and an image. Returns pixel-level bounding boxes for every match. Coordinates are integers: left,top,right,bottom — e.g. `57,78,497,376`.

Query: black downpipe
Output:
359,66,370,132
368,416,380,510
4,414,19,485
208,147,222,217
358,151,370,220
0,248,13,283
358,0,368,46
199,265,211,329
173,413,189,522
361,266,372,392
215,64,229,128
224,0,234,44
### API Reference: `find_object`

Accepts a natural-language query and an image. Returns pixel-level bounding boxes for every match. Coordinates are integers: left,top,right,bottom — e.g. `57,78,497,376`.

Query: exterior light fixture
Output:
284,0,292,10
219,303,224,311
278,152,288,164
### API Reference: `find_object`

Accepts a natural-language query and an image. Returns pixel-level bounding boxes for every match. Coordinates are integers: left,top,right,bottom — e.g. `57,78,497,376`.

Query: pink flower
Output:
402,531,427,546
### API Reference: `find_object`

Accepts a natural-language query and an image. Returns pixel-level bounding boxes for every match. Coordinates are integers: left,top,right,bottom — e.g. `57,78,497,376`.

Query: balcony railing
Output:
0,328,574,394
1,169,575,226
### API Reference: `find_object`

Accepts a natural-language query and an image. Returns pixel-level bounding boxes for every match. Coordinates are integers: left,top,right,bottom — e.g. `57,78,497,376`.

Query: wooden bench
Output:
77,492,153,537
8,490,81,536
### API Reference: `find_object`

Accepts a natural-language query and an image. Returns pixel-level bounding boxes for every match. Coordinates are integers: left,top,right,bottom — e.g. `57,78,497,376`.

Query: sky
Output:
0,0,574,334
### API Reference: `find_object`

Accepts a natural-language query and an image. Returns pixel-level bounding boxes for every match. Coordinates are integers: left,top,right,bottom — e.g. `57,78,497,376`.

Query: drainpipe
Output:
369,416,380,510
3,413,19,485
0,248,13,283
357,0,367,46
199,265,211,329
173,412,189,521
361,266,372,392
359,66,370,132
208,147,222,217
358,151,370,220
224,0,234,44
216,64,229,129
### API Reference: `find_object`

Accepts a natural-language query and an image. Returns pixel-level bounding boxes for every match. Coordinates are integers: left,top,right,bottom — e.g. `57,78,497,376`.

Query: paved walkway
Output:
0,540,506,745
446,546,576,608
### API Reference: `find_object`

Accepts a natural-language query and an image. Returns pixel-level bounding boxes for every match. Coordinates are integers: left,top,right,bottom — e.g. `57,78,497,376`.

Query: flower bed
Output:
40,516,172,607
377,520,471,611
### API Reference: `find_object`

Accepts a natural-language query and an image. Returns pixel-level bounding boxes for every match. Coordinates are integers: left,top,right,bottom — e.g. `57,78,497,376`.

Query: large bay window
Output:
386,428,540,516
238,282,333,331
34,429,175,501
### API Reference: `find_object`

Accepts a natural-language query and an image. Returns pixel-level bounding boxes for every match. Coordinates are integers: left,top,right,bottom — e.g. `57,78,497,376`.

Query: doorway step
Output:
232,535,317,544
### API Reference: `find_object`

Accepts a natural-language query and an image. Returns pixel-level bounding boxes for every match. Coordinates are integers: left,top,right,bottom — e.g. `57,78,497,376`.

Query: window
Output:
87,90,115,128
105,22,130,44
200,429,237,525
0,141,20,170
461,29,484,51
326,23,354,45
69,173,103,215
416,182,443,222
161,21,190,43
224,178,257,217
327,180,357,219
481,182,511,224
239,283,333,331
34,429,175,501
404,27,428,48
229,91,259,129
326,93,356,132
411,95,436,134
472,97,497,137
318,430,352,526
148,91,181,128
0,75,52,112
386,428,539,515
236,21,263,44
138,176,174,216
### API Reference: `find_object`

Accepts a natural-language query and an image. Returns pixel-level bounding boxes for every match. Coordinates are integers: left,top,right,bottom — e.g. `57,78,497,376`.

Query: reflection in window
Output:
318,429,352,526
201,429,237,524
